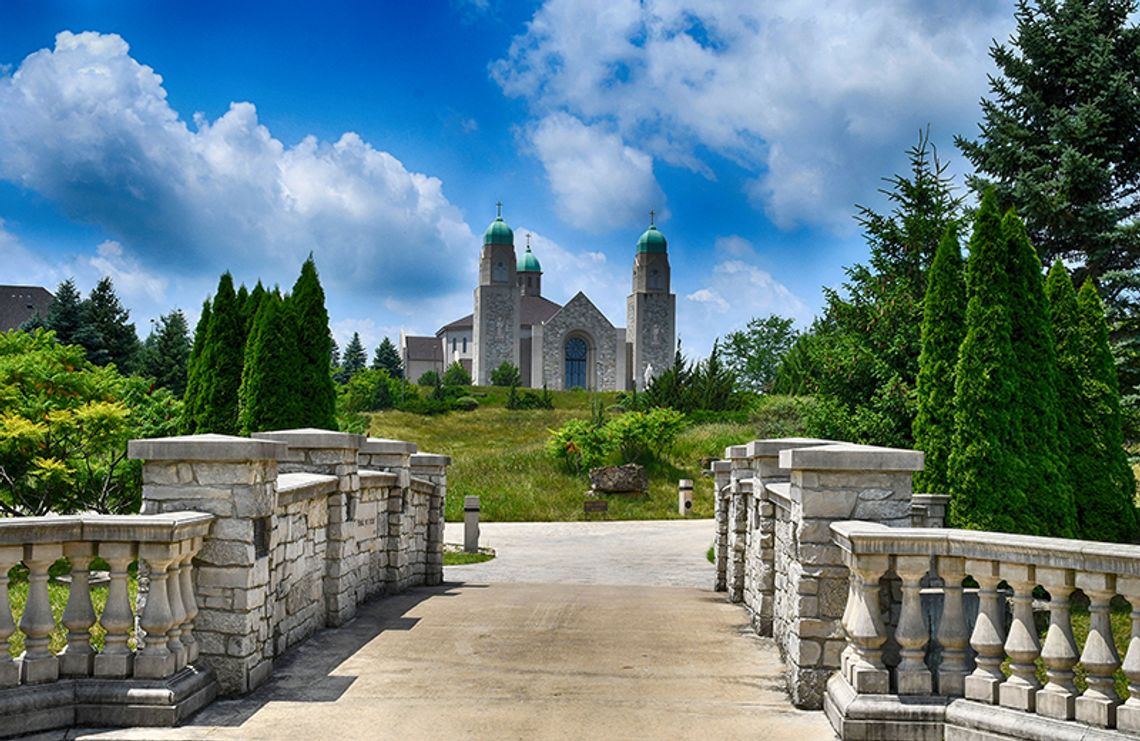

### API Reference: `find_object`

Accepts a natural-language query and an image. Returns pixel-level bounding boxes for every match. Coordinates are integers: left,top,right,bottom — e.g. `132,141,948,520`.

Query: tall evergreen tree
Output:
181,299,212,434
141,309,191,397
949,191,1023,533
198,273,244,435
913,224,966,494
80,277,140,373
290,256,337,429
371,336,404,379
243,281,266,339
1004,212,1076,537
239,291,303,434
44,279,84,346
1046,260,1087,531
340,332,367,382
1075,280,1139,541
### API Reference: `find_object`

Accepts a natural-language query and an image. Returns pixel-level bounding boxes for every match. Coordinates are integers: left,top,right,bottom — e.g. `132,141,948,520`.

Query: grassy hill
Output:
366,386,756,522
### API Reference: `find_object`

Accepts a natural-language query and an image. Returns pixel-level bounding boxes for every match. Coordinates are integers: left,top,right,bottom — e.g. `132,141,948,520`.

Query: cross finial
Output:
526,232,532,249
649,209,656,226
496,201,503,218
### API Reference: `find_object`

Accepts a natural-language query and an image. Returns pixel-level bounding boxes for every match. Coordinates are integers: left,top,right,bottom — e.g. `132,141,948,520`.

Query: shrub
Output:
417,370,440,387
442,361,472,386
606,408,687,463
749,395,815,439
490,362,521,387
546,419,611,475
507,384,554,410
341,369,396,413
453,396,479,412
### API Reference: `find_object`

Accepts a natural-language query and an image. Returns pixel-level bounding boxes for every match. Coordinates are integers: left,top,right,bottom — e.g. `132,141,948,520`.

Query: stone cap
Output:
276,472,339,507
359,469,399,487
129,434,287,462
911,493,950,505
253,428,365,450
724,445,749,461
745,437,841,459
361,437,418,455
0,512,214,546
710,460,732,474
411,452,452,467
779,443,923,472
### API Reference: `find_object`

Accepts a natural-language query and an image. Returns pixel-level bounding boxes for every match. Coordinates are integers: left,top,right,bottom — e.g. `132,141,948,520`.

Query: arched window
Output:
565,336,588,389
649,268,662,290
493,260,507,282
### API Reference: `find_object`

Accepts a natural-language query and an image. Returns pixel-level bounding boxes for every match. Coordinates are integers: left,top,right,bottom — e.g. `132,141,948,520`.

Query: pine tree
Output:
242,281,265,340
181,299,212,434
141,309,191,397
239,291,303,434
199,273,244,435
340,333,367,382
79,277,140,373
290,256,337,429
1004,211,1076,537
913,224,965,494
371,337,404,379
949,190,1024,532
45,279,84,346
1075,280,1139,541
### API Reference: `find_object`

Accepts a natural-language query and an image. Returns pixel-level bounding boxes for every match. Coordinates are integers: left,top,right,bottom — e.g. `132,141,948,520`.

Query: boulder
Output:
589,463,648,494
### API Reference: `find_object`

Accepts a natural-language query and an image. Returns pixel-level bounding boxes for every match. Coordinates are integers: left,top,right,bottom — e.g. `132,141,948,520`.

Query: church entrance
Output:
565,336,588,389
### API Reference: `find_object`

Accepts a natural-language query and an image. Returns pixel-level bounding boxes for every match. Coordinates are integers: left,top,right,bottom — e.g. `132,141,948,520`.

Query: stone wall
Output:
626,289,675,389
539,292,619,390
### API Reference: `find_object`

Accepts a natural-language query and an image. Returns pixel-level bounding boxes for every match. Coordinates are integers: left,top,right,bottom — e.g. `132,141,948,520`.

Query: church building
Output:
401,206,675,391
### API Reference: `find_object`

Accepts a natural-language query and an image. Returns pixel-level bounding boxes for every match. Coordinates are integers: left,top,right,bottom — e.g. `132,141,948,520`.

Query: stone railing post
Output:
129,434,284,695
253,429,365,627
410,453,451,587
711,460,731,593
1119,575,1140,733
1036,567,1079,719
0,545,19,687
725,445,750,604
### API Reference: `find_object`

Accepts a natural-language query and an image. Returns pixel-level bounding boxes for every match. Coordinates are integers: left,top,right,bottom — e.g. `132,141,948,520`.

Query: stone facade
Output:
627,250,676,390
472,275,520,386
535,292,621,391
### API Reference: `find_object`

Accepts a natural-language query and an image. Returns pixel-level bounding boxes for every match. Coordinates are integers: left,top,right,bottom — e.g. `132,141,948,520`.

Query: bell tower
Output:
626,211,675,389
472,202,520,385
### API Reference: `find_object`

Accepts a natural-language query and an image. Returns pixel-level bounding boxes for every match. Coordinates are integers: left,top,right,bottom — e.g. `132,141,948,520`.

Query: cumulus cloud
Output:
516,225,630,319
493,0,1013,230
0,31,475,301
526,113,666,232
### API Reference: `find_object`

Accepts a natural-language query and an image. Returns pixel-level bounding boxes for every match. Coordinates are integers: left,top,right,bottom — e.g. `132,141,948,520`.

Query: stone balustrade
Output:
0,512,215,736
827,520,1140,740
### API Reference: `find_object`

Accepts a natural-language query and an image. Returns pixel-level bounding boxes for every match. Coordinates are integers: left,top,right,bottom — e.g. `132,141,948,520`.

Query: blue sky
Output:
0,0,1016,356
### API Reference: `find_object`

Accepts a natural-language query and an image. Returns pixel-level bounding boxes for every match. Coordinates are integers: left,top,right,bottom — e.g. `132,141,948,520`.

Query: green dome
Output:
636,224,667,253
518,245,542,272
484,216,514,246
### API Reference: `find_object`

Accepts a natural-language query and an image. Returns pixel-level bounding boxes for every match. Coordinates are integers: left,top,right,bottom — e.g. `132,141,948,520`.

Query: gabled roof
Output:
435,295,563,337
543,291,615,331
0,285,53,331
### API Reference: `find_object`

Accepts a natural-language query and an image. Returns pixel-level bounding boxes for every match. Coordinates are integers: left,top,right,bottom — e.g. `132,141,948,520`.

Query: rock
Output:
589,463,648,493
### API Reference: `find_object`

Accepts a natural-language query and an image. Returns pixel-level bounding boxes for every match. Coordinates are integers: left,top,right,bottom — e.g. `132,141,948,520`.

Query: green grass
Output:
707,545,715,564
443,550,496,566
368,387,756,522
6,572,138,657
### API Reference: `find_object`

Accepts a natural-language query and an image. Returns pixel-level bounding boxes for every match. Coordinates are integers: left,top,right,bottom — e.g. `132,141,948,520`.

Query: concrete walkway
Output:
51,521,833,741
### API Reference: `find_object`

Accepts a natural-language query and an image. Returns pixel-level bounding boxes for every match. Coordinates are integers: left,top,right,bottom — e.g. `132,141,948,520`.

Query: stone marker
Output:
464,496,480,553
588,463,647,494
678,479,693,515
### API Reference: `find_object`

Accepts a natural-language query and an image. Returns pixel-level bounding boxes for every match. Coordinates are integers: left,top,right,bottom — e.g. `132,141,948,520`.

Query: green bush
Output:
442,361,472,386
453,396,479,412
490,362,521,387
546,418,612,475
417,370,440,387
606,408,687,463
341,369,397,413
507,384,554,410
748,395,815,439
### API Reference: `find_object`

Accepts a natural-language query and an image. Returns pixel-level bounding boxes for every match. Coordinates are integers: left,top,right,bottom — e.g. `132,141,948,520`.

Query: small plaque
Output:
584,499,608,513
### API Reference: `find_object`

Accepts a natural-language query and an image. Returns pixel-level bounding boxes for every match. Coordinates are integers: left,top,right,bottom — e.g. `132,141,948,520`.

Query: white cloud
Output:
0,31,475,302
516,225,629,320
527,113,666,232
493,0,1013,230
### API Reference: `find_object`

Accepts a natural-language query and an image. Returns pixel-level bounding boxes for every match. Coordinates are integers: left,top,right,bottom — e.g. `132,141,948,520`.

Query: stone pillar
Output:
359,438,417,486
778,442,924,709
725,445,750,604
410,453,451,587
129,434,284,696
711,460,731,593
253,429,365,627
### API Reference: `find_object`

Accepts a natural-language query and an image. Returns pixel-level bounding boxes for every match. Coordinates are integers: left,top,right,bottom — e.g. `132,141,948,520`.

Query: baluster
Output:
0,545,20,687
1036,567,1078,720
1075,572,1121,728
179,538,201,664
999,564,1040,712
134,543,177,679
165,543,188,672
937,556,969,696
847,552,890,694
840,564,858,682
58,542,97,677
94,542,136,678
894,555,932,694
19,543,62,684
965,559,1005,704
1118,576,1140,733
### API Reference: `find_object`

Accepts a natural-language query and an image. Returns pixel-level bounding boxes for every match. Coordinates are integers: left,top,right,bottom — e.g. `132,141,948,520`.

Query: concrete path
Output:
442,519,716,587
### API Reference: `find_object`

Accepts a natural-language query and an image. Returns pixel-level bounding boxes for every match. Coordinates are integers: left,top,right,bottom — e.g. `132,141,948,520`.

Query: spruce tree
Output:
181,299,212,434
141,309,191,397
80,277,140,373
290,256,337,429
371,337,404,379
340,333,367,382
239,291,303,434
1004,212,1076,537
1076,280,1139,541
199,273,244,435
949,190,1024,532
45,279,84,346
913,224,965,494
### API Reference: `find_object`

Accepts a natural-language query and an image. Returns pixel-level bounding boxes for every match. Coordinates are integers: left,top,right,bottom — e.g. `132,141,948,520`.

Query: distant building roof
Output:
435,295,563,337
404,336,443,362
0,285,52,331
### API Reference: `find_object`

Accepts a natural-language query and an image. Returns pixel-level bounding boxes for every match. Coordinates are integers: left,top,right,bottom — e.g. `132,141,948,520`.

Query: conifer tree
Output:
340,333,367,382
913,224,965,494
371,337,403,379
80,277,140,373
1046,260,1086,531
242,282,266,340
45,279,84,346
199,273,244,435
239,291,303,434
1004,212,1076,537
1075,280,1139,541
949,191,1024,532
141,309,191,397
290,256,337,429
181,299,212,434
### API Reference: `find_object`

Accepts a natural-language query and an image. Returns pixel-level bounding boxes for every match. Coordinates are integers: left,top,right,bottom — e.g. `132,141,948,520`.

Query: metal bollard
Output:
678,479,693,516
464,496,480,553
